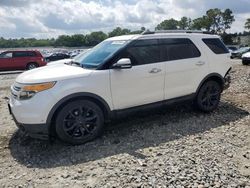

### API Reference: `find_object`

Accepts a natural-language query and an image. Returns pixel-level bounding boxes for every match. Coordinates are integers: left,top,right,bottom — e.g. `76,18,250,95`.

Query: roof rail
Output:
141,30,212,35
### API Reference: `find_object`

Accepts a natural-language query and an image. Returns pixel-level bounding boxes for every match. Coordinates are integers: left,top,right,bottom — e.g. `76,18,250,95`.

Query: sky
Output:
0,0,250,39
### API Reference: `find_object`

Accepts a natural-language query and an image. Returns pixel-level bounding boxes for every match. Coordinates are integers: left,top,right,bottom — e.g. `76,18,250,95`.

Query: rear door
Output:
110,39,165,110
12,51,29,69
0,52,14,70
160,38,209,100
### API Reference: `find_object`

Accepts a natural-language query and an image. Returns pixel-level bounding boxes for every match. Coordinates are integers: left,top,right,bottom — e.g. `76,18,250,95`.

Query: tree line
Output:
0,8,250,48
0,27,145,48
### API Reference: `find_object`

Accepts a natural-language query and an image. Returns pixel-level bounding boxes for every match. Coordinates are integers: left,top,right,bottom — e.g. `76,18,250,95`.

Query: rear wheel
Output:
55,100,104,145
195,81,222,112
26,62,38,70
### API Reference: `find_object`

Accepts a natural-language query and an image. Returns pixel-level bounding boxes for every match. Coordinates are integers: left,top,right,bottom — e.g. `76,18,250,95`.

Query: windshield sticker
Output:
111,41,126,45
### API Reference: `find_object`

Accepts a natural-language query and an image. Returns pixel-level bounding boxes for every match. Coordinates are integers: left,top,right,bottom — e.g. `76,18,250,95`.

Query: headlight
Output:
18,82,56,100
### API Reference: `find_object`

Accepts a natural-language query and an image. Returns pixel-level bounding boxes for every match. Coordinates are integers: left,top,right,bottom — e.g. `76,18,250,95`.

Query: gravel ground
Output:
0,60,249,188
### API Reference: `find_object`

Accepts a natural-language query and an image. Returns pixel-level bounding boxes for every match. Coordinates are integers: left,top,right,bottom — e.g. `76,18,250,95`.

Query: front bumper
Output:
8,102,49,140
242,57,250,62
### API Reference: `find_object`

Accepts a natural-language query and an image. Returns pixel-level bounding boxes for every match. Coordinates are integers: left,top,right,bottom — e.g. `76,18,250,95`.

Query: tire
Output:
55,100,104,145
26,62,38,70
195,80,222,112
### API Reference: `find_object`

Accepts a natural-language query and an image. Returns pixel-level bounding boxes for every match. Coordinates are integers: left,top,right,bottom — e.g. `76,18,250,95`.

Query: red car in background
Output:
0,50,47,71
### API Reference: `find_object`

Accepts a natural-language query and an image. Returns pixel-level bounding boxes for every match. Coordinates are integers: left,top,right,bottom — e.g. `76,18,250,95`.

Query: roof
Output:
3,50,39,52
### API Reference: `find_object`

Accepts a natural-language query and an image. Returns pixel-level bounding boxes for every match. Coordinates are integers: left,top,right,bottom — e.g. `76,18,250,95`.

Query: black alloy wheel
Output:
195,80,222,112
55,100,104,145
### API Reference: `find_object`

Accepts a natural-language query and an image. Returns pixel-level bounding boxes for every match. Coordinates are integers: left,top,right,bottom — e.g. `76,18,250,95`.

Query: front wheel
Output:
55,100,104,145
195,81,222,112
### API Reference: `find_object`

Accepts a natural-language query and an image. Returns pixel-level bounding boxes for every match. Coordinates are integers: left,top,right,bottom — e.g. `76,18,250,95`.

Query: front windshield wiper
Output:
66,61,84,68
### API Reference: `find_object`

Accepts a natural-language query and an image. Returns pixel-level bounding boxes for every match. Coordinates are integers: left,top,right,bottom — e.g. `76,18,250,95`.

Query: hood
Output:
242,52,250,58
16,64,93,84
47,58,72,66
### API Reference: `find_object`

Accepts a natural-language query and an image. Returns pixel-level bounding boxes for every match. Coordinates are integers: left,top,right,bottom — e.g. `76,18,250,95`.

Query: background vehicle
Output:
228,46,238,51
227,46,238,52
47,49,91,66
9,31,231,145
231,47,250,59
0,50,46,71
45,52,70,62
242,52,250,65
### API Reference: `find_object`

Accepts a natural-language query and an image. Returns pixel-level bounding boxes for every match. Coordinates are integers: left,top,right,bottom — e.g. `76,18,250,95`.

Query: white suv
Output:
8,31,232,144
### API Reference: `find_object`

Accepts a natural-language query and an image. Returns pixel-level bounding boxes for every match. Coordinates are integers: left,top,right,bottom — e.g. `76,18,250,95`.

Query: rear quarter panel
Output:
195,37,231,78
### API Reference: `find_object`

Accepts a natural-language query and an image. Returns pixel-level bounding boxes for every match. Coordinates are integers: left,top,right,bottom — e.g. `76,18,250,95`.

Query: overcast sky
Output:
0,0,250,38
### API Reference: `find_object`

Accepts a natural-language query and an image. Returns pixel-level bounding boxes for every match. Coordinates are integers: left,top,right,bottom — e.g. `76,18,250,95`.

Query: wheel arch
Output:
195,73,225,95
46,92,112,137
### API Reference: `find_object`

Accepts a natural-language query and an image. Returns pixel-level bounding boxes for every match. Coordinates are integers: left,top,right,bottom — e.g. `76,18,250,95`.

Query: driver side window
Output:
118,39,160,66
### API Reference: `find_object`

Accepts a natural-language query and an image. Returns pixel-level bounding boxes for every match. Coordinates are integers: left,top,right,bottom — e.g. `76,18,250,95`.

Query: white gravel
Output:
0,60,249,187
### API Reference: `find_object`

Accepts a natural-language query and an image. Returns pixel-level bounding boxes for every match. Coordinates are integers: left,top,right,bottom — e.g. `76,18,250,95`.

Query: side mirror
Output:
112,58,132,69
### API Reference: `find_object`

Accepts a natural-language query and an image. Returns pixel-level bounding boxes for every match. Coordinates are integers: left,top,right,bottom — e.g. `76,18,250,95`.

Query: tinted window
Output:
26,51,36,57
120,39,160,66
14,51,36,57
202,38,229,54
160,38,201,61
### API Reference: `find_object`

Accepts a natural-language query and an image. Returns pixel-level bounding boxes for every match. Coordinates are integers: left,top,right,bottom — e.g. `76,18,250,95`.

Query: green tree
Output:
54,35,72,46
178,17,192,30
85,31,108,46
70,34,85,47
222,9,235,32
191,8,234,34
192,16,211,31
206,8,222,33
108,27,131,37
156,18,179,30
245,18,250,30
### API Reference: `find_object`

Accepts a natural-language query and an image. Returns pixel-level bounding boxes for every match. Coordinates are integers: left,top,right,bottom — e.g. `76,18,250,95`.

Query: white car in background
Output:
8,31,231,145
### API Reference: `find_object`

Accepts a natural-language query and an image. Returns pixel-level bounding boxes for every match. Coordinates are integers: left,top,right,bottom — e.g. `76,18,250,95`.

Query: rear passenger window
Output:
14,52,36,57
160,38,201,61
202,38,229,54
121,39,160,66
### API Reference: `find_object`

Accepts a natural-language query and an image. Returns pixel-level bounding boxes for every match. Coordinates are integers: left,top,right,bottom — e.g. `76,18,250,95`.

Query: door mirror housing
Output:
112,58,132,69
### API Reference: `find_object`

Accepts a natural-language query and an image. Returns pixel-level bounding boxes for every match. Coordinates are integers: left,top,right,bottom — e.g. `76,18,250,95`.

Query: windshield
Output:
73,49,91,62
75,40,128,69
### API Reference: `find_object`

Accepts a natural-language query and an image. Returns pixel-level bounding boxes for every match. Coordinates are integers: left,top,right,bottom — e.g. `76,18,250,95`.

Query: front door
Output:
110,39,165,110
0,52,13,70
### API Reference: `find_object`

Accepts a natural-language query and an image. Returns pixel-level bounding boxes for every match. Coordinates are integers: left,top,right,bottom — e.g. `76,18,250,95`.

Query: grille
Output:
13,85,21,92
11,84,21,99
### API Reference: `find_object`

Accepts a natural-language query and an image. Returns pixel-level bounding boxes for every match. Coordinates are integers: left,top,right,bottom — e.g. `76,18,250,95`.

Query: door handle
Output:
196,61,205,66
149,68,162,73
